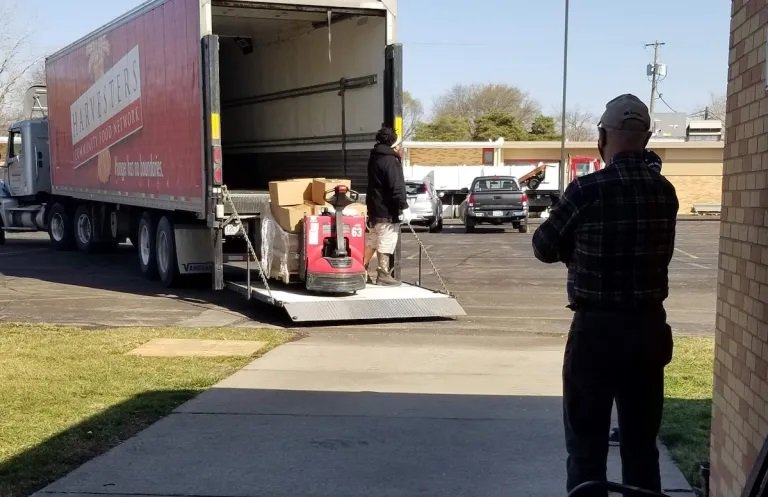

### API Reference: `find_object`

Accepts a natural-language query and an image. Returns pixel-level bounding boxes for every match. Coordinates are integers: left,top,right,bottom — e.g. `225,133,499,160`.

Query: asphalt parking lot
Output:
0,219,719,335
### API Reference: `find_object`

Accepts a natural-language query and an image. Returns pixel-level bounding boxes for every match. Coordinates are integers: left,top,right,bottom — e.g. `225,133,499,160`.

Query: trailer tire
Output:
518,222,529,234
156,216,179,288
48,203,75,251
74,205,97,253
528,177,541,190
138,212,158,279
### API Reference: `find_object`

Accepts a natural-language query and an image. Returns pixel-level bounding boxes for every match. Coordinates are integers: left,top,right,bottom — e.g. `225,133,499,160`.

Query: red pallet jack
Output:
299,185,367,294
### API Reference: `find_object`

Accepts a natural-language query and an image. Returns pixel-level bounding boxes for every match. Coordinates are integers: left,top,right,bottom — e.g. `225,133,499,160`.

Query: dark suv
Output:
459,176,529,233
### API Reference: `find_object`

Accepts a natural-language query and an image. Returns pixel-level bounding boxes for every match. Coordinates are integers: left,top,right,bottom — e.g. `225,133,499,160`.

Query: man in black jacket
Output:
364,127,408,286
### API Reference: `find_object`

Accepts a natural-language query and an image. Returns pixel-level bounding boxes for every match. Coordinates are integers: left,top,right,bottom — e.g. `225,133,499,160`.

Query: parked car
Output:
459,176,529,233
403,180,443,232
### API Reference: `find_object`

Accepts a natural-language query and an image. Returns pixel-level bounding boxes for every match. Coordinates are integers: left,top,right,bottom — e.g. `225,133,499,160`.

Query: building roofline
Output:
404,140,724,150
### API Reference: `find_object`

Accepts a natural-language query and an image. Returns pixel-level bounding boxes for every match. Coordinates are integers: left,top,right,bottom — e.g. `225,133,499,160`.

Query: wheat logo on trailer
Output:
70,36,144,184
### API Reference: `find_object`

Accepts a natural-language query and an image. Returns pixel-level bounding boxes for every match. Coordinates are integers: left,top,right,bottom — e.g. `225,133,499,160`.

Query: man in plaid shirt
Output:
533,94,679,496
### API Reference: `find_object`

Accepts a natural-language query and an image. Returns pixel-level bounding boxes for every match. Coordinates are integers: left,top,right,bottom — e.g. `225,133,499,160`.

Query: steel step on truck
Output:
0,0,464,323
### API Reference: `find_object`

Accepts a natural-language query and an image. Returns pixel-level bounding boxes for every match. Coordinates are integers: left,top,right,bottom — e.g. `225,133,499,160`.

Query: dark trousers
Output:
563,308,673,497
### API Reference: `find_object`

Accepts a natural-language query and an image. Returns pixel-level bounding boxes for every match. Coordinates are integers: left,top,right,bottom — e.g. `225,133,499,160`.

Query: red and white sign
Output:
71,45,143,168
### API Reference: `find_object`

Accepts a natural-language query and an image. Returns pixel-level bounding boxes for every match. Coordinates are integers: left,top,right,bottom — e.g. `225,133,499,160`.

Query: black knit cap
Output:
375,127,398,146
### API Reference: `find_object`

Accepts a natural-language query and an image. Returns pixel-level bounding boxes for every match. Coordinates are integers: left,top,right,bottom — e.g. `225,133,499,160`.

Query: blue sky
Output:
21,0,730,118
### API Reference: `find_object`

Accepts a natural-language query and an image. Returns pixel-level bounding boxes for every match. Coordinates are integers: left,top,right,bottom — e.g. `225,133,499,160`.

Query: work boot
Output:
376,253,401,286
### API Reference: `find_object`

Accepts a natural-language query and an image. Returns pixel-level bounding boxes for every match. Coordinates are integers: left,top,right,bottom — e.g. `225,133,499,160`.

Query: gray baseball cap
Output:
598,94,651,131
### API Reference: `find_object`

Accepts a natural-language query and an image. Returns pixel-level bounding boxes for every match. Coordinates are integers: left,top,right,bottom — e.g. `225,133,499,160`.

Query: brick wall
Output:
711,1,768,496
408,148,483,165
668,176,724,213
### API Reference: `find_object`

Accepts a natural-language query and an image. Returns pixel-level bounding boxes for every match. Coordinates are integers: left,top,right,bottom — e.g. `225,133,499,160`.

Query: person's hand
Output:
644,149,663,172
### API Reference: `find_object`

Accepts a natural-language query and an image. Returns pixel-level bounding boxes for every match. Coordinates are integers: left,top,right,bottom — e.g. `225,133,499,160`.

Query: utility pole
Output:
646,40,665,119
558,0,570,196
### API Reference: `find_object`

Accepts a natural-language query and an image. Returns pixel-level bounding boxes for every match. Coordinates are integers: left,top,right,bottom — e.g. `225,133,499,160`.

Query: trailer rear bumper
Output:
225,281,466,323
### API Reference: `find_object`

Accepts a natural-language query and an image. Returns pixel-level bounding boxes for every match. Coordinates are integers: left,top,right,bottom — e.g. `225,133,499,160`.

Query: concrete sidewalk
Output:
34,332,691,497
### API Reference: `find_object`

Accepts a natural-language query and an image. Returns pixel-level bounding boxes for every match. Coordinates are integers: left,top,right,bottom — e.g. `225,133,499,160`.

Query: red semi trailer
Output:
0,0,464,322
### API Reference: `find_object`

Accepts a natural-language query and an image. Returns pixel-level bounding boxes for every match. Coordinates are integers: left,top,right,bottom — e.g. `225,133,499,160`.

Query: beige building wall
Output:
407,141,724,213
659,148,725,213
710,1,768,496
501,146,598,161
408,148,483,166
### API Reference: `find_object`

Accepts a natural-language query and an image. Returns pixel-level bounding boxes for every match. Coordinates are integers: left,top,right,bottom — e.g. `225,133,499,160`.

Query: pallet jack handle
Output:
325,186,359,258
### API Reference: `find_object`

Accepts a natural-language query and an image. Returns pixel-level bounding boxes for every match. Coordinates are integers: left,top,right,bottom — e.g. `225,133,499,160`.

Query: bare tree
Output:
27,61,46,86
555,107,598,141
433,83,541,136
0,2,41,128
403,91,424,141
696,93,726,123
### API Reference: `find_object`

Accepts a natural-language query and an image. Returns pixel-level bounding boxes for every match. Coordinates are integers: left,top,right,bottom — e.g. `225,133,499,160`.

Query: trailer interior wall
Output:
213,6,387,190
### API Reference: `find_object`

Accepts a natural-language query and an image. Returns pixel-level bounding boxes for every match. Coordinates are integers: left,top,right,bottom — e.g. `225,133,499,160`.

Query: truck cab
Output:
568,156,602,182
0,119,51,243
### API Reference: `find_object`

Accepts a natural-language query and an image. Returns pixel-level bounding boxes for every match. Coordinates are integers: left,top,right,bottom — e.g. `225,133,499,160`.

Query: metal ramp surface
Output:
225,281,466,323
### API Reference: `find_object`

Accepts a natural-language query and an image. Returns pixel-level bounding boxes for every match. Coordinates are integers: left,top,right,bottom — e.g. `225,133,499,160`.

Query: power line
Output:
657,92,678,113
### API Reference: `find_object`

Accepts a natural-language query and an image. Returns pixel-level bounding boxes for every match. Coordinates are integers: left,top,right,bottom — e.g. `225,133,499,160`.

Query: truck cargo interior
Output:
212,4,387,193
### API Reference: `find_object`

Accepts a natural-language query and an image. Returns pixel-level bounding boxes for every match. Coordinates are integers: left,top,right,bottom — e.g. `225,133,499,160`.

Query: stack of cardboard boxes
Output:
268,177,367,233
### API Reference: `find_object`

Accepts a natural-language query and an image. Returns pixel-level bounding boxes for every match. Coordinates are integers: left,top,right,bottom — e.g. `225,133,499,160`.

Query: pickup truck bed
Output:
461,176,529,233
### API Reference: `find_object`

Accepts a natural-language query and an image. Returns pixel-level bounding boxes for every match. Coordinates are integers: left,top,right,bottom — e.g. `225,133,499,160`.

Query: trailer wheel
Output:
138,212,158,279
48,203,75,251
518,222,529,234
528,177,541,190
156,216,179,287
74,205,97,253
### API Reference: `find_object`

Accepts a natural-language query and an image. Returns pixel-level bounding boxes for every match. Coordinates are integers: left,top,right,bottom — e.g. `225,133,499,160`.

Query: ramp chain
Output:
404,221,452,296
220,185,275,304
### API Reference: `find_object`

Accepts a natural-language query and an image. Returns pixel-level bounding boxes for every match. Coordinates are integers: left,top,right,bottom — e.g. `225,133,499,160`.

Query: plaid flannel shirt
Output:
532,151,679,310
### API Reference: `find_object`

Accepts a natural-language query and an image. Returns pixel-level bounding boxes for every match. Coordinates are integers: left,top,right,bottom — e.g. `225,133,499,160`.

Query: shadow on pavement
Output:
5,387,695,497
0,237,293,326
0,238,455,329
31,388,569,497
0,389,199,497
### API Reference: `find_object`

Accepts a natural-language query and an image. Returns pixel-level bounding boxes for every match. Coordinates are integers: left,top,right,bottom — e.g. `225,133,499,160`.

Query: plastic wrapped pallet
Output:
258,200,292,284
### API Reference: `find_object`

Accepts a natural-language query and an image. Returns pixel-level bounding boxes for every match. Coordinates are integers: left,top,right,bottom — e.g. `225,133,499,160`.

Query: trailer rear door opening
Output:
211,2,390,194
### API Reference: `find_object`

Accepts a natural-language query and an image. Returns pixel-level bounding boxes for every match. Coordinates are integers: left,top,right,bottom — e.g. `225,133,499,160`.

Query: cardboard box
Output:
268,178,313,206
271,203,313,233
311,178,352,205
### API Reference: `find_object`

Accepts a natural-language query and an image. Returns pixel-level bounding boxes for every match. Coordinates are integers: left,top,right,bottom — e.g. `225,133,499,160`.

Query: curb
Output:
677,216,721,222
